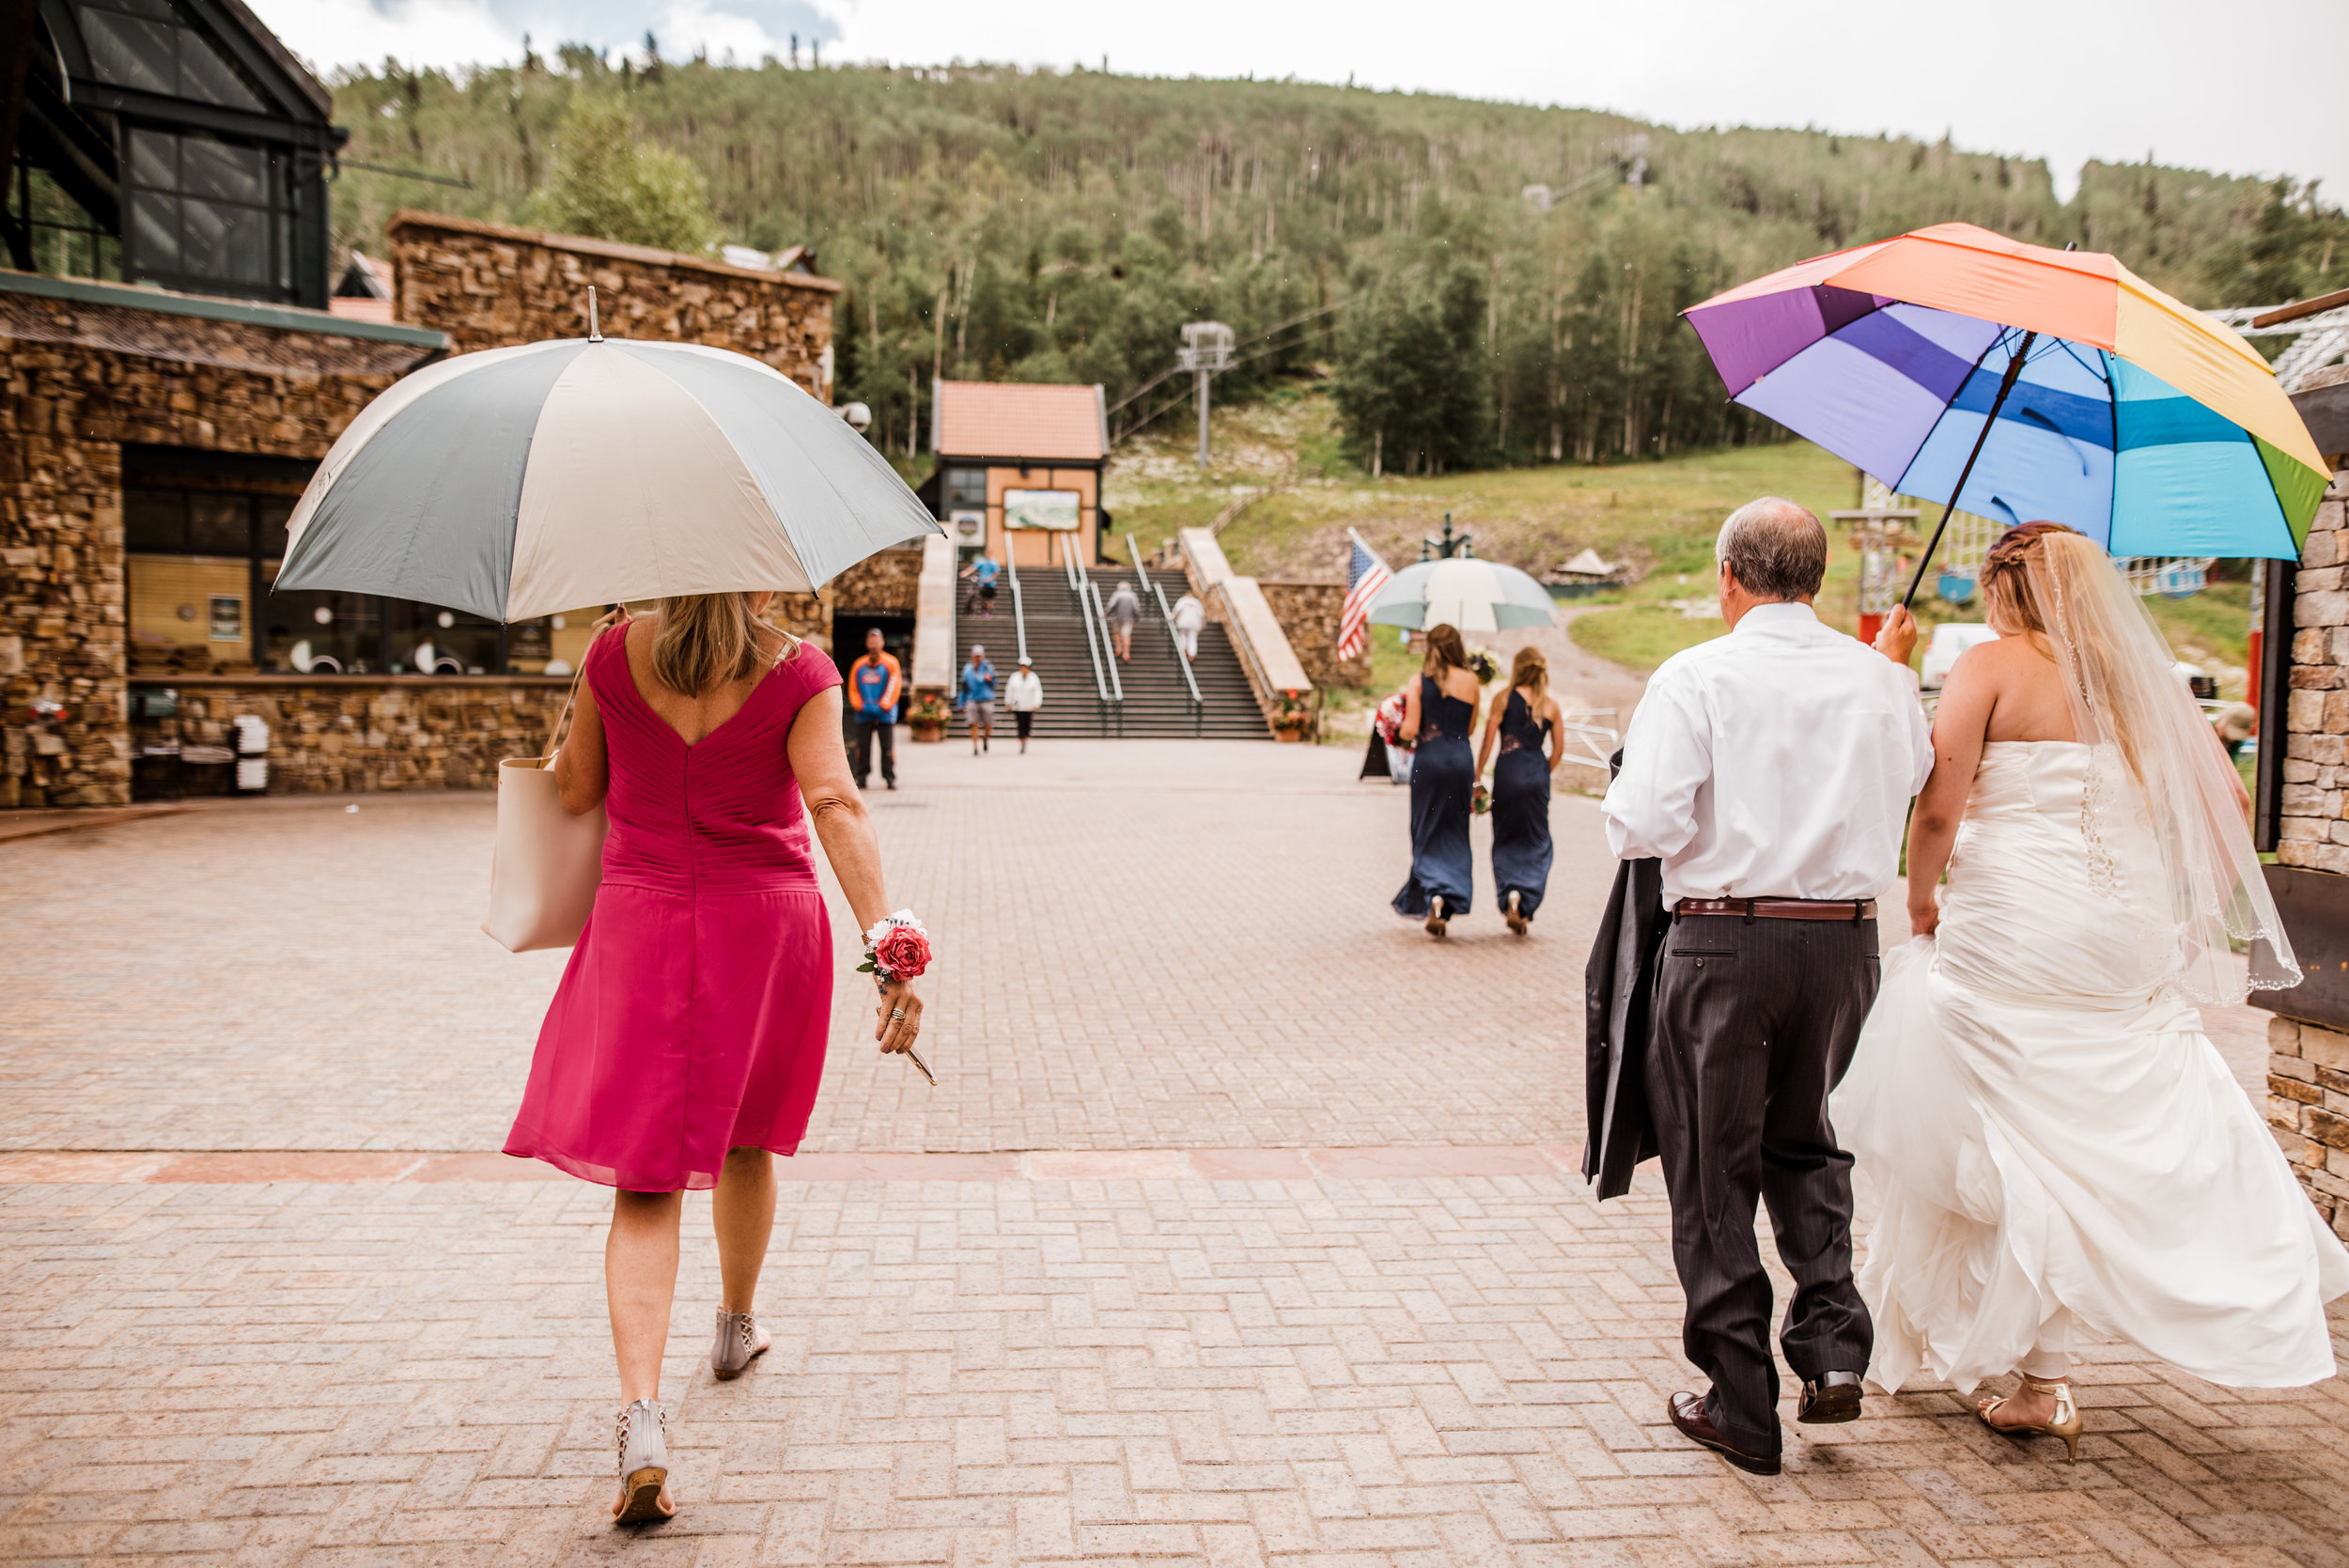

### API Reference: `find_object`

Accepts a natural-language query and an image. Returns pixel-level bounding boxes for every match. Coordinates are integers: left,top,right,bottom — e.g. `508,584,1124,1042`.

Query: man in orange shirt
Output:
848,627,902,791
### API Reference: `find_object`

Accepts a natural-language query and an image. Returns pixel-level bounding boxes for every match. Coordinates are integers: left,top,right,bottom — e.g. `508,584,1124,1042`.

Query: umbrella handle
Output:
1903,329,2035,608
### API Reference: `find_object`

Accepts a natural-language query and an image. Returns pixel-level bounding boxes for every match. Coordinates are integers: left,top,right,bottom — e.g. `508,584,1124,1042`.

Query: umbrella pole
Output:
1903,329,2036,607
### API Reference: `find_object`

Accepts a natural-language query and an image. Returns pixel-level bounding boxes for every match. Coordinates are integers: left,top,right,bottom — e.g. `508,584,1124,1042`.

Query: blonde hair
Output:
1422,623,1468,675
1510,645,1548,700
649,593,782,698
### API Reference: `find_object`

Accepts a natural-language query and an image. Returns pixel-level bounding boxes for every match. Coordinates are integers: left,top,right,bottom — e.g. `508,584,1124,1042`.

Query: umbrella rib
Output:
1890,325,2014,499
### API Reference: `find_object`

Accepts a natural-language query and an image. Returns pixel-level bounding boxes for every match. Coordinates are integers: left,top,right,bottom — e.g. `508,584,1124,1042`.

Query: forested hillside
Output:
327,54,2347,474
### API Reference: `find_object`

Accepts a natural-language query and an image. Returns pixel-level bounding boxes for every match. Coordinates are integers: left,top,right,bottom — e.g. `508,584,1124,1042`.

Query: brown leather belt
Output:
1675,897,1876,922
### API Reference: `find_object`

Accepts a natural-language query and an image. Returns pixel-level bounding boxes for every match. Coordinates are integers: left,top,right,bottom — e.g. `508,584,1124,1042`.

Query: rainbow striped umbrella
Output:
1684,224,2328,582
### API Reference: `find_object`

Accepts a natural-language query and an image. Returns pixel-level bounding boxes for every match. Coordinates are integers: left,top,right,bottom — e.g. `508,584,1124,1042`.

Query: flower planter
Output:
910,722,947,744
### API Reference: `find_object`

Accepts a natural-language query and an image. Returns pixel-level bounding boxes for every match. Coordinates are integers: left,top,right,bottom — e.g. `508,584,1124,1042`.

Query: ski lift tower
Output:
1178,321,1236,467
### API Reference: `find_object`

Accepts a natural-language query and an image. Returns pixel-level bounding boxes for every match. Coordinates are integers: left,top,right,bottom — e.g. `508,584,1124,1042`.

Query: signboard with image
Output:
1003,489,1081,531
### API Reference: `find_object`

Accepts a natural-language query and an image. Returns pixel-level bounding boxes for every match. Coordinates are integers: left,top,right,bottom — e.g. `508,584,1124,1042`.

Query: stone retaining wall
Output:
831,548,924,613
385,211,840,396
1260,581,1370,690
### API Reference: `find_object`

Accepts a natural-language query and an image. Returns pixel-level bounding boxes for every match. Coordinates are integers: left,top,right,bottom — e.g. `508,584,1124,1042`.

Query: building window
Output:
123,124,291,299
74,0,267,111
5,161,125,283
943,467,988,511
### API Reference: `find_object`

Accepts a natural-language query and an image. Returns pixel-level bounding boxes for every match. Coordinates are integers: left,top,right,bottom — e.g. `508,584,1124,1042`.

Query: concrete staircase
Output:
1002,567,1268,739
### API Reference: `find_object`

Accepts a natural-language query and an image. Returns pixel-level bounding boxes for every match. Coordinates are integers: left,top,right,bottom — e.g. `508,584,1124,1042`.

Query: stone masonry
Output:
0,293,424,809
2269,449,2349,1238
1260,580,1371,689
385,210,840,396
130,675,572,796
2280,461,2349,872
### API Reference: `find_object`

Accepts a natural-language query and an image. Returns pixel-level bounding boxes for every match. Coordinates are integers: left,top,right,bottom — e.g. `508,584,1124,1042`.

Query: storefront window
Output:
126,460,528,676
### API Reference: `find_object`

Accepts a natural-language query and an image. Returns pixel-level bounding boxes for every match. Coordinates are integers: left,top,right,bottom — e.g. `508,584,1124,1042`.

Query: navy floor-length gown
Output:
1392,675,1476,918
1490,689,1555,918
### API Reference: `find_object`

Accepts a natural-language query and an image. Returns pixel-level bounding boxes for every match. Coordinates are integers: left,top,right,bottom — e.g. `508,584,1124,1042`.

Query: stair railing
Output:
1006,548,1030,668
1129,533,1204,736
1063,536,1116,732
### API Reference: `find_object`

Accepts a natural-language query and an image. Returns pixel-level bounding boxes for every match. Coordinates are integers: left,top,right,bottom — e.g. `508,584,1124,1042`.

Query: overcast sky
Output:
254,0,2348,205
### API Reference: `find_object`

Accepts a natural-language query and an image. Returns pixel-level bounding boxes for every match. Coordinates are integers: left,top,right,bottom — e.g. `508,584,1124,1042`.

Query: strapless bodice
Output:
1962,740,2094,825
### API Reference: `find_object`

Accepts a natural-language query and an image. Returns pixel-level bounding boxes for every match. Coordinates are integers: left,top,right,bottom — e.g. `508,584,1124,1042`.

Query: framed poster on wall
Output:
1003,489,1081,531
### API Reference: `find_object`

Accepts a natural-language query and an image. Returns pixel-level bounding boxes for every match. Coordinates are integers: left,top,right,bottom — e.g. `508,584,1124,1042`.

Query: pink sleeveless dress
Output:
504,628,842,1191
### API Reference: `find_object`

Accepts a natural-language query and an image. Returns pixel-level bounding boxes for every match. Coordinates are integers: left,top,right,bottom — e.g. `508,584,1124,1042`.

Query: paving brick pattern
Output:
0,743,1615,1157
3,738,2341,1563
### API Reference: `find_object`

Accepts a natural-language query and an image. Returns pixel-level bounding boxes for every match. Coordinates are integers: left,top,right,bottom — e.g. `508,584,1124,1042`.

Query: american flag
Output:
1339,530,1392,661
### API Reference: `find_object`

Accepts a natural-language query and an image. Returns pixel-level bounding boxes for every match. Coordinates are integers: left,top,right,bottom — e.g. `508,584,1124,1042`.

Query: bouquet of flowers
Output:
1374,689,1411,750
1466,646,1500,684
857,910,932,985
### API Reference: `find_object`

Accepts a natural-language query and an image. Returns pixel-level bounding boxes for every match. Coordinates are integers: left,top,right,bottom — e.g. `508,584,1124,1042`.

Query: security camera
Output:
841,401,872,432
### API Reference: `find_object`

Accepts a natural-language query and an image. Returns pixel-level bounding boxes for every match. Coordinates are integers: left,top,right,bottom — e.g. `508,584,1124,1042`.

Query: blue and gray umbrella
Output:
1367,558,1558,633
278,337,940,620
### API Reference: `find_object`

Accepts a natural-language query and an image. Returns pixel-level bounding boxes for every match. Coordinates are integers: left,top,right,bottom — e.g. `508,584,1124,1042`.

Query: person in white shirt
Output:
1601,496,1930,1478
1170,593,1206,660
1002,657,1044,753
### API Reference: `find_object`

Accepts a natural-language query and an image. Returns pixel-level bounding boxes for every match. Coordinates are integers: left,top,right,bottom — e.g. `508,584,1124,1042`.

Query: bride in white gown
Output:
1836,521,2349,1459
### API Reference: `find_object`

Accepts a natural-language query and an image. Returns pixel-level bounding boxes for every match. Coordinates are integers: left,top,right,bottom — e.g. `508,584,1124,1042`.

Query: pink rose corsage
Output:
859,911,931,986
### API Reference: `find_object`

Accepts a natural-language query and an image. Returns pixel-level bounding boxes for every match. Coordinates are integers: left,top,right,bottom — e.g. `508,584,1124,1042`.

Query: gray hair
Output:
1715,497,1828,601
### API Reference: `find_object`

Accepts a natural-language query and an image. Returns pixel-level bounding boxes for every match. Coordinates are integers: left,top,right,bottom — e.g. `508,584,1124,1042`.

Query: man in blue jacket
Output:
848,627,902,790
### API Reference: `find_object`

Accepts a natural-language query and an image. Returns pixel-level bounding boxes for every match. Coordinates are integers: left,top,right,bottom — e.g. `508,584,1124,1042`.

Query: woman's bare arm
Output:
1545,696,1569,776
1906,647,1997,935
787,685,922,1055
554,666,609,815
1475,692,1504,775
1399,679,1423,744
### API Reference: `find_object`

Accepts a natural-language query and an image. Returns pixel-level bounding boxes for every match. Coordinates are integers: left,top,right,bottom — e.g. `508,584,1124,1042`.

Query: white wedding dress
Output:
1836,740,2349,1394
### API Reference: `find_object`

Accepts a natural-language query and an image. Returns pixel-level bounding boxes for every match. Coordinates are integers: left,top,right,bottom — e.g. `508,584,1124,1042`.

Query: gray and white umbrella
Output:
277,337,940,620
1366,557,1557,633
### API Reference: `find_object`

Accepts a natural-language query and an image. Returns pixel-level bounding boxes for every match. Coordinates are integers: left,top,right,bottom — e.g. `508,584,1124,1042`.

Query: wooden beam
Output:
2251,287,2349,329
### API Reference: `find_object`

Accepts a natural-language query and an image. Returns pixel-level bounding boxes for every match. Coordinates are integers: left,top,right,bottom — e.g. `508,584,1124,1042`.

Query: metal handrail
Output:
1065,536,1112,705
1128,533,1204,714
1088,576,1125,702
1006,549,1029,667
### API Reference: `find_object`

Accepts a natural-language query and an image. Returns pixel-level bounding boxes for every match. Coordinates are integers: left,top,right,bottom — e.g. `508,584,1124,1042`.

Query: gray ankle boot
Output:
613,1398,670,1525
711,1309,766,1380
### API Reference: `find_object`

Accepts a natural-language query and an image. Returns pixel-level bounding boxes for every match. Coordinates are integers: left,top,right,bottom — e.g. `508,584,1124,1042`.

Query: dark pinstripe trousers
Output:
1642,911,1879,1455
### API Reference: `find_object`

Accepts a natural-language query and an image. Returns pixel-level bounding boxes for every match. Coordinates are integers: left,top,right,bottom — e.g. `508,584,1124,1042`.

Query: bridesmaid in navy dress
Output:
1392,623,1482,936
1477,645,1564,935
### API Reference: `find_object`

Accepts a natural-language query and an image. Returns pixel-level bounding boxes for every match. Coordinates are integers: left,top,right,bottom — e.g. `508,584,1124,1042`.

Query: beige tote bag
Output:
483,655,609,952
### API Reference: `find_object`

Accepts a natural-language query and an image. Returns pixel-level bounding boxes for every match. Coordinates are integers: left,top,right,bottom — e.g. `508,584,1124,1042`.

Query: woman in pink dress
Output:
503,591,926,1526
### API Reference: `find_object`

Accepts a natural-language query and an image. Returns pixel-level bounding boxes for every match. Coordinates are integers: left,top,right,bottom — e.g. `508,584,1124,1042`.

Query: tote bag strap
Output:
541,611,627,764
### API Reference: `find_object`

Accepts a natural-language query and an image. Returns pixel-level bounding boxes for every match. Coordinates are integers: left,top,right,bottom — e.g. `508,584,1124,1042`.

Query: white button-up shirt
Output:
1603,601,1934,907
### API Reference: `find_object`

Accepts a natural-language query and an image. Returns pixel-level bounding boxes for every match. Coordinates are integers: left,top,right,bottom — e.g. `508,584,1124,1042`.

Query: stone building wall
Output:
2268,1016,2349,1241
2279,462,2349,871
132,676,571,795
1259,581,1370,690
0,291,426,808
830,548,924,613
385,212,840,396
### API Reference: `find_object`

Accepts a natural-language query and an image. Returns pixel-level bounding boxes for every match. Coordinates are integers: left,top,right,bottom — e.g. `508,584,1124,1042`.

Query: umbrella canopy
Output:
278,337,941,621
1367,558,1556,632
1684,223,2329,560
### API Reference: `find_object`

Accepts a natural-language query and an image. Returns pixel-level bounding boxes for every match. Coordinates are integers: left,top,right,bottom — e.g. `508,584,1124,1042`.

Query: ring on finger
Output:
890,1007,906,1019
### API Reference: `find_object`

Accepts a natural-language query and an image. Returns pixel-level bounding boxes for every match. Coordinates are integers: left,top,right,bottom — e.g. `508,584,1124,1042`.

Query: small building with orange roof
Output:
918,380,1111,570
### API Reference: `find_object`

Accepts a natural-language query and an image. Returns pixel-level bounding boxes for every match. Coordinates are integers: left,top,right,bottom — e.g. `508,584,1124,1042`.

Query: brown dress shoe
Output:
1667,1391,1781,1476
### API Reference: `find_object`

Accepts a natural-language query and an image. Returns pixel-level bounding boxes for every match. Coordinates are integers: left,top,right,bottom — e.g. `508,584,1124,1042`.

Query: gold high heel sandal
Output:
1976,1374,2082,1462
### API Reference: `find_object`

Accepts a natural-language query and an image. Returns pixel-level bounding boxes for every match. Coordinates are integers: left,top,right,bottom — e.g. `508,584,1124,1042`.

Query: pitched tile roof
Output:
931,380,1107,461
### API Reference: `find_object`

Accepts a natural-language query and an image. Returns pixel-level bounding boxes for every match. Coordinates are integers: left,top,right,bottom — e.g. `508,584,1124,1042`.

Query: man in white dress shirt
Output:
1603,497,1931,1476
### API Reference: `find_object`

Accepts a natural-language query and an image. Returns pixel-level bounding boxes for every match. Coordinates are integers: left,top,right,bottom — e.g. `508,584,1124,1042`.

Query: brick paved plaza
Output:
3,740,2343,1565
